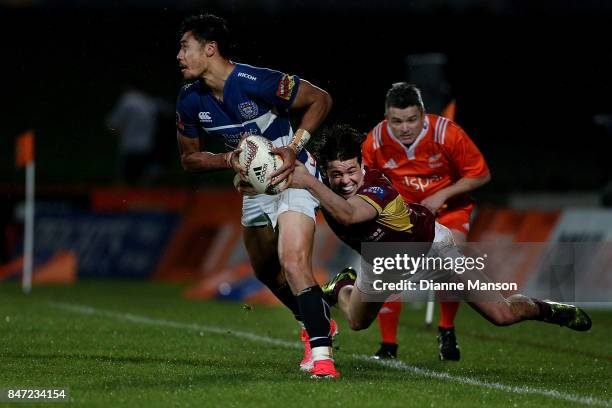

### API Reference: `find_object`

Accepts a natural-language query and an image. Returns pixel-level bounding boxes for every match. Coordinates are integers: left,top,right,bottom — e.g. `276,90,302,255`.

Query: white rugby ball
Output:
238,135,288,195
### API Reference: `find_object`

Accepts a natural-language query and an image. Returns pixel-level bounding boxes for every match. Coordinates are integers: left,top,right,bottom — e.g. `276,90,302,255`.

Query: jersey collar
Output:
386,115,429,160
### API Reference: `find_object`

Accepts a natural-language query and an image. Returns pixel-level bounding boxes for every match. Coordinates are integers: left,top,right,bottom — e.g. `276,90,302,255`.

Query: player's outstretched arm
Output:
177,132,243,173
290,162,377,225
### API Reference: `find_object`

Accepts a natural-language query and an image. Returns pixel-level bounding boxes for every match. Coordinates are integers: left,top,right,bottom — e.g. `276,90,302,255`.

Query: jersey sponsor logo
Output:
368,227,385,241
237,72,257,81
221,129,258,149
238,101,259,120
175,111,184,131
362,186,386,200
198,111,212,122
276,74,296,100
403,176,441,192
181,82,195,91
383,158,398,169
223,134,244,149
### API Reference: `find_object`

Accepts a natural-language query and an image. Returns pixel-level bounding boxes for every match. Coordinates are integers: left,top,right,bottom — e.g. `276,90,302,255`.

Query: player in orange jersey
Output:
362,83,491,361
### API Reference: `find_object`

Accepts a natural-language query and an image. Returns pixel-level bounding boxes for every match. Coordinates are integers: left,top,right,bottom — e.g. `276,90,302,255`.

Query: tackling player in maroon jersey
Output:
288,124,592,335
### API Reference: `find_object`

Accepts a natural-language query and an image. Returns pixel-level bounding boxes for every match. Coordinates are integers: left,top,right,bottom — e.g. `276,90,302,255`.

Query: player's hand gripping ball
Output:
238,135,288,195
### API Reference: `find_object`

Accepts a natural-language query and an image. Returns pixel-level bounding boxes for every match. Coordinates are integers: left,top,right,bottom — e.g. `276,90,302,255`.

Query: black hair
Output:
385,82,425,113
179,14,231,57
311,124,366,169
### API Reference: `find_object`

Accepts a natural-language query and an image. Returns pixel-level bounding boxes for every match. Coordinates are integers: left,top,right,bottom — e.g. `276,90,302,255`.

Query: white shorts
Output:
241,152,320,228
242,188,319,228
356,222,462,294
430,222,459,257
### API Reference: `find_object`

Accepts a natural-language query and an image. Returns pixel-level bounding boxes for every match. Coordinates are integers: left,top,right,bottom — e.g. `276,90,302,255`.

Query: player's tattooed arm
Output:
177,132,242,173
290,162,377,225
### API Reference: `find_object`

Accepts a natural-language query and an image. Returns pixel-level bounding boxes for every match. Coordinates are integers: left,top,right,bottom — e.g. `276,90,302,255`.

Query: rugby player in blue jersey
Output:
288,124,592,337
175,14,338,378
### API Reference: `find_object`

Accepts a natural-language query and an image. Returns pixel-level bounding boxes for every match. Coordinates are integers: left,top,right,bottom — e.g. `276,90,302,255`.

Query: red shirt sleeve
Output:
442,122,489,178
361,131,376,168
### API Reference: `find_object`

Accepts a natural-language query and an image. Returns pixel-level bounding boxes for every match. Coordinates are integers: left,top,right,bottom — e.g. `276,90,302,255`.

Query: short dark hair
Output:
385,82,425,113
311,124,366,169
179,14,231,57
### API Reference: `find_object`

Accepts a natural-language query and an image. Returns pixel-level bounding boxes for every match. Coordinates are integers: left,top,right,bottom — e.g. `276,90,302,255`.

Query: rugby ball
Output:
238,135,288,195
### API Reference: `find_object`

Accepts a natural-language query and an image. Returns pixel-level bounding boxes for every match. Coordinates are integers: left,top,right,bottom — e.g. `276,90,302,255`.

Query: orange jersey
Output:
362,114,489,209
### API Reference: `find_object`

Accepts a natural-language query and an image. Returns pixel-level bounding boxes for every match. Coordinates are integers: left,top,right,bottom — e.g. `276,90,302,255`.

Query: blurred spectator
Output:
594,114,612,207
107,87,172,185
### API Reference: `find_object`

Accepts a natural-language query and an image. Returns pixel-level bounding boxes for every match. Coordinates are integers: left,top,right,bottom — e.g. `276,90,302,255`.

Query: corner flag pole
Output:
16,131,35,294
425,289,435,327
23,160,35,293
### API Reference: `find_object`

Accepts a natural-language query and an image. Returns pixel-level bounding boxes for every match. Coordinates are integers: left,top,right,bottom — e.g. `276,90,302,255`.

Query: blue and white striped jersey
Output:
176,63,314,164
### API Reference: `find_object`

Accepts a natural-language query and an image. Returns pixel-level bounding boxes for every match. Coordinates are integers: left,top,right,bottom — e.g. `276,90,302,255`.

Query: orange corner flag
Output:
16,130,35,168
441,100,456,121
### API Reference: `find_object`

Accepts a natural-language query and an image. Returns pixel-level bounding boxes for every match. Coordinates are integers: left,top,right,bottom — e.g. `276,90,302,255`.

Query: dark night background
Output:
2,0,612,194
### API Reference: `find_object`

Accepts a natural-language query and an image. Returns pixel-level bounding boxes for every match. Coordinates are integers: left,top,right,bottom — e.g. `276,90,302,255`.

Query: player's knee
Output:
348,318,369,331
279,252,309,278
347,312,376,331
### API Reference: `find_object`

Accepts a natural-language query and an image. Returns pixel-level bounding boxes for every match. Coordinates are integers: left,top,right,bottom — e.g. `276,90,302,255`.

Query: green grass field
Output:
1,281,611,407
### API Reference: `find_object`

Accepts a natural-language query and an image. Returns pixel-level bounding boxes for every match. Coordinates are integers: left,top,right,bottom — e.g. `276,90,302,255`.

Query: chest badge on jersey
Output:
361,186,386,200
238,101,259,120
428,153,443,168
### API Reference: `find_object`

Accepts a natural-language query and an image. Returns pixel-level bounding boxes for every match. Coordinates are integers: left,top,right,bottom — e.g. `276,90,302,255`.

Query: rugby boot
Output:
310,359,341,379
322,267,357,307
373,342,398,360
299,319,338,372
543,300,592,331
438,326,460,361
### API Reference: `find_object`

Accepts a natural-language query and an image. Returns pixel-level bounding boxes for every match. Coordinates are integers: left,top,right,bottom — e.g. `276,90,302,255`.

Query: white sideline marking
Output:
51,302,610,407
51,302,297,349
354,356,611,407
